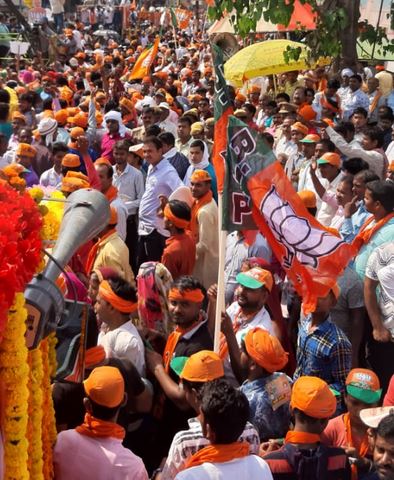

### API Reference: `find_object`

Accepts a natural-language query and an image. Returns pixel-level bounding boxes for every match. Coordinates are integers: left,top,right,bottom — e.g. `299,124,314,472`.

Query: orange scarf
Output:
285,431,321,444
183,442,249,470
343,413,370,480
163,321,200,372
76,413,125,440
190,190,213,240
352,213,394,252
85,228,117,275
105,185,118,203
369,90,382,113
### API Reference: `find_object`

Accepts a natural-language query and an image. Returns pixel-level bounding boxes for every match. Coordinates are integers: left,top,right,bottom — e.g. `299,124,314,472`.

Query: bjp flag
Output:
128,37,160,81
225,116,356,313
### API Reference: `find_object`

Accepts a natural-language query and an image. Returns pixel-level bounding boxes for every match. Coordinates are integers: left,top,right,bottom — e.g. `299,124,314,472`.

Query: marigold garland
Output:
0,293,30,480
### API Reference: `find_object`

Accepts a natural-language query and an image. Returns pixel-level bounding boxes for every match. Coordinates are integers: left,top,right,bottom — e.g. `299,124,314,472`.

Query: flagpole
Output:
214,193,227,353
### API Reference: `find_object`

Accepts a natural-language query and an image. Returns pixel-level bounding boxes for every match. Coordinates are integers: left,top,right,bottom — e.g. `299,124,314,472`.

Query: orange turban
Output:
244,327,288,373
190,169,211,183
62,153,81,168
291,376,337,419
180,350,224,382
69,112,88,129
16,143,36,158
119,98,134,113
163,203,189,230
83,366,124,408
298,190,317,209
98,280,137,314
55,109,69,126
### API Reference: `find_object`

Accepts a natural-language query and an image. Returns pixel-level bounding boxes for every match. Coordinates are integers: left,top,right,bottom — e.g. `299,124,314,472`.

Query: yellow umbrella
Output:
224,39,329,87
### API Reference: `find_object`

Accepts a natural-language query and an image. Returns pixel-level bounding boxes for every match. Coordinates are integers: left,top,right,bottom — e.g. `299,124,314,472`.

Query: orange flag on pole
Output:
128,37,160,81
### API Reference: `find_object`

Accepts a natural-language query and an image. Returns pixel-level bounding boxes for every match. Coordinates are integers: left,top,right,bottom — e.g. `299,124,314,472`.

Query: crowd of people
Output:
0,7,394,480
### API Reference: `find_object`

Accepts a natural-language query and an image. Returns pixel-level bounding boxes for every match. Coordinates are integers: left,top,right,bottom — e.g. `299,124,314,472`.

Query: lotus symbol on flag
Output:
260,185,345,268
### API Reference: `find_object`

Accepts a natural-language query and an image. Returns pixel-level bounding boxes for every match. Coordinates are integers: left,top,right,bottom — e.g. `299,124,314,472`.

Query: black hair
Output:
293,408,327,425
334,121,355,136
342,157,369,175
114,140,130,152
294,86,307,96
59,99,68,109
88,397,120,420
308,207,317,217
108,276,137,304
145,125,162,137
51,142,69,154
19,92,34,104
0,88,10,104
168,199,191,222
327,79,340,90
56,76,69,87
378,106,394,118
316,138,336,152
364,126,384,148
261,132,274,148
42,98,53,110
351,107,368,119
350,74,362,83
172,275,206,300
340,174,354,189
97,162,113,178
367,180,394,212
354,170,379,184
141,134,163,149
244,103,256,116
190,139,205,151
200,379,249,444
142,106,155,116
158,131,175,147
0,102,9,122
276,92,290,102
179,115,193,127
182,379,206,399
266,100,277,109
376,414,394,439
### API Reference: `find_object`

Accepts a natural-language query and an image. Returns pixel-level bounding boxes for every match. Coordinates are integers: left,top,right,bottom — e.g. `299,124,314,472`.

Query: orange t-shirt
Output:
161,232,196,280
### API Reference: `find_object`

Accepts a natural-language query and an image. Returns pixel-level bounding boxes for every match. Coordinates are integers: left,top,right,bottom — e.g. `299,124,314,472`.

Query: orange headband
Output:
164,204,190,230
99,280,137,314
168,288,204,303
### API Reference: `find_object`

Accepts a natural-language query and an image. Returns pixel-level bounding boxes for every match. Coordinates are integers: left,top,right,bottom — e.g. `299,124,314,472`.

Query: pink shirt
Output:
101,133,130,164
53,429,148,480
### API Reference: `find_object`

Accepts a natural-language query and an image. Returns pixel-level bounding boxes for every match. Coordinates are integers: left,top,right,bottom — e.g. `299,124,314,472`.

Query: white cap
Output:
158,102,170,110
360,406,394,428
341,68,354,78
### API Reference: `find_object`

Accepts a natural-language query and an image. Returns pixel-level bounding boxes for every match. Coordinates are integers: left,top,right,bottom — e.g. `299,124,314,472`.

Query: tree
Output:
208,0,394,69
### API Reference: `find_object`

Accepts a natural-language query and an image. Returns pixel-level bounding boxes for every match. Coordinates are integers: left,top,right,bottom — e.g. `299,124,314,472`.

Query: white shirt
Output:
174,455,273,480
113,164,145,216
98,321,146,376
111,196,128,241
138,159,183,236
274,136,298,159
316,172,343,227
40,167,62,188
341,88,370,120
159,117,178,137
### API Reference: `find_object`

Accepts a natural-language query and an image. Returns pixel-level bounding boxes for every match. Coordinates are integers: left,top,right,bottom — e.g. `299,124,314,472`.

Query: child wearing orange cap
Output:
264,376,351,479
239,327,292,442
15,142,39,186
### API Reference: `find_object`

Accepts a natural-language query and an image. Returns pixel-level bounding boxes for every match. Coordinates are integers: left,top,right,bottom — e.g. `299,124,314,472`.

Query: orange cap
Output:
109,206,118,226
300,134,321,144
235,93,247,102
346,368,382,404
55,109,69,126
95,157,112,166
66,171,89,182
317,152,341,168
291,122,308,135
12,111,26,123
190,169,212,183
291,376,337,419
70,127,85,139
119,97,134,113
244,327,288,373
83,366,124,408
70,112,88,129
16,143,37,158
153,71,168,80
62,153,81,168
236,267,273,292
298,190,317,209
61,176,90,192
180,350,224,382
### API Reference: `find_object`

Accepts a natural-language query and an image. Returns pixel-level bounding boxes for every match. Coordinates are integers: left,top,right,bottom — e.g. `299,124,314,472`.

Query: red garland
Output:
0,181,42,341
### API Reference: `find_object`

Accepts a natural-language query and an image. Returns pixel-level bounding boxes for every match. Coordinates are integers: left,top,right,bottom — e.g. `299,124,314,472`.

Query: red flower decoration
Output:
0,182,42,341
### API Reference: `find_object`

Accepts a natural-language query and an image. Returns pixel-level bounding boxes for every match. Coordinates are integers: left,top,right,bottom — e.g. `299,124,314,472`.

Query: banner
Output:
170,8,192,29
128,37,160,81
226,115,356,312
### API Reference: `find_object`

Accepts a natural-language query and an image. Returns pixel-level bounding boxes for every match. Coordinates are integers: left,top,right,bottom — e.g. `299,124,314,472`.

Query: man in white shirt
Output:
175,116,193,157
39,142,67,188
341,74,370,120
138,136,183,267
174,379,273,480
96,276,146,376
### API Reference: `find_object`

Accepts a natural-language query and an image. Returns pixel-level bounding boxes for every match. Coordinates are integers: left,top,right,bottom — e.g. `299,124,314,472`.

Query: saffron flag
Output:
212,43,233,194
226,116,356,313
128,37,160,81
170,8,192,29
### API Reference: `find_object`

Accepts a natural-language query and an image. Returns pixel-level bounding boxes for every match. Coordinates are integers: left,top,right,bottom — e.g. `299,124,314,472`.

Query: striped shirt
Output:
161,417,260,480
264,443,351,479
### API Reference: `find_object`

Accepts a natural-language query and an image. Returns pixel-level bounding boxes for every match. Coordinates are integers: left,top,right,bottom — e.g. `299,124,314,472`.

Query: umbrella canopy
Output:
208,1,316,35
224,39,328,86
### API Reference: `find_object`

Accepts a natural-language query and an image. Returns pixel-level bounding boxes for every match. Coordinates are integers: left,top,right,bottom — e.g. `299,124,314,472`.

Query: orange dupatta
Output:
85,228,117,275
105,185,118,203
352,213,394,252
76,413,125,440
343,412,370,480
369,91,382,114
190,190,213,240
183,442,249,470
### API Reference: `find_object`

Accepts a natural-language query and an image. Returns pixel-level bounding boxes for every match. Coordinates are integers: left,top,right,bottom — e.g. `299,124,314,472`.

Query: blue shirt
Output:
339,201,371,243
240,372,291,441
352,217,394,279
294,315,351,396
